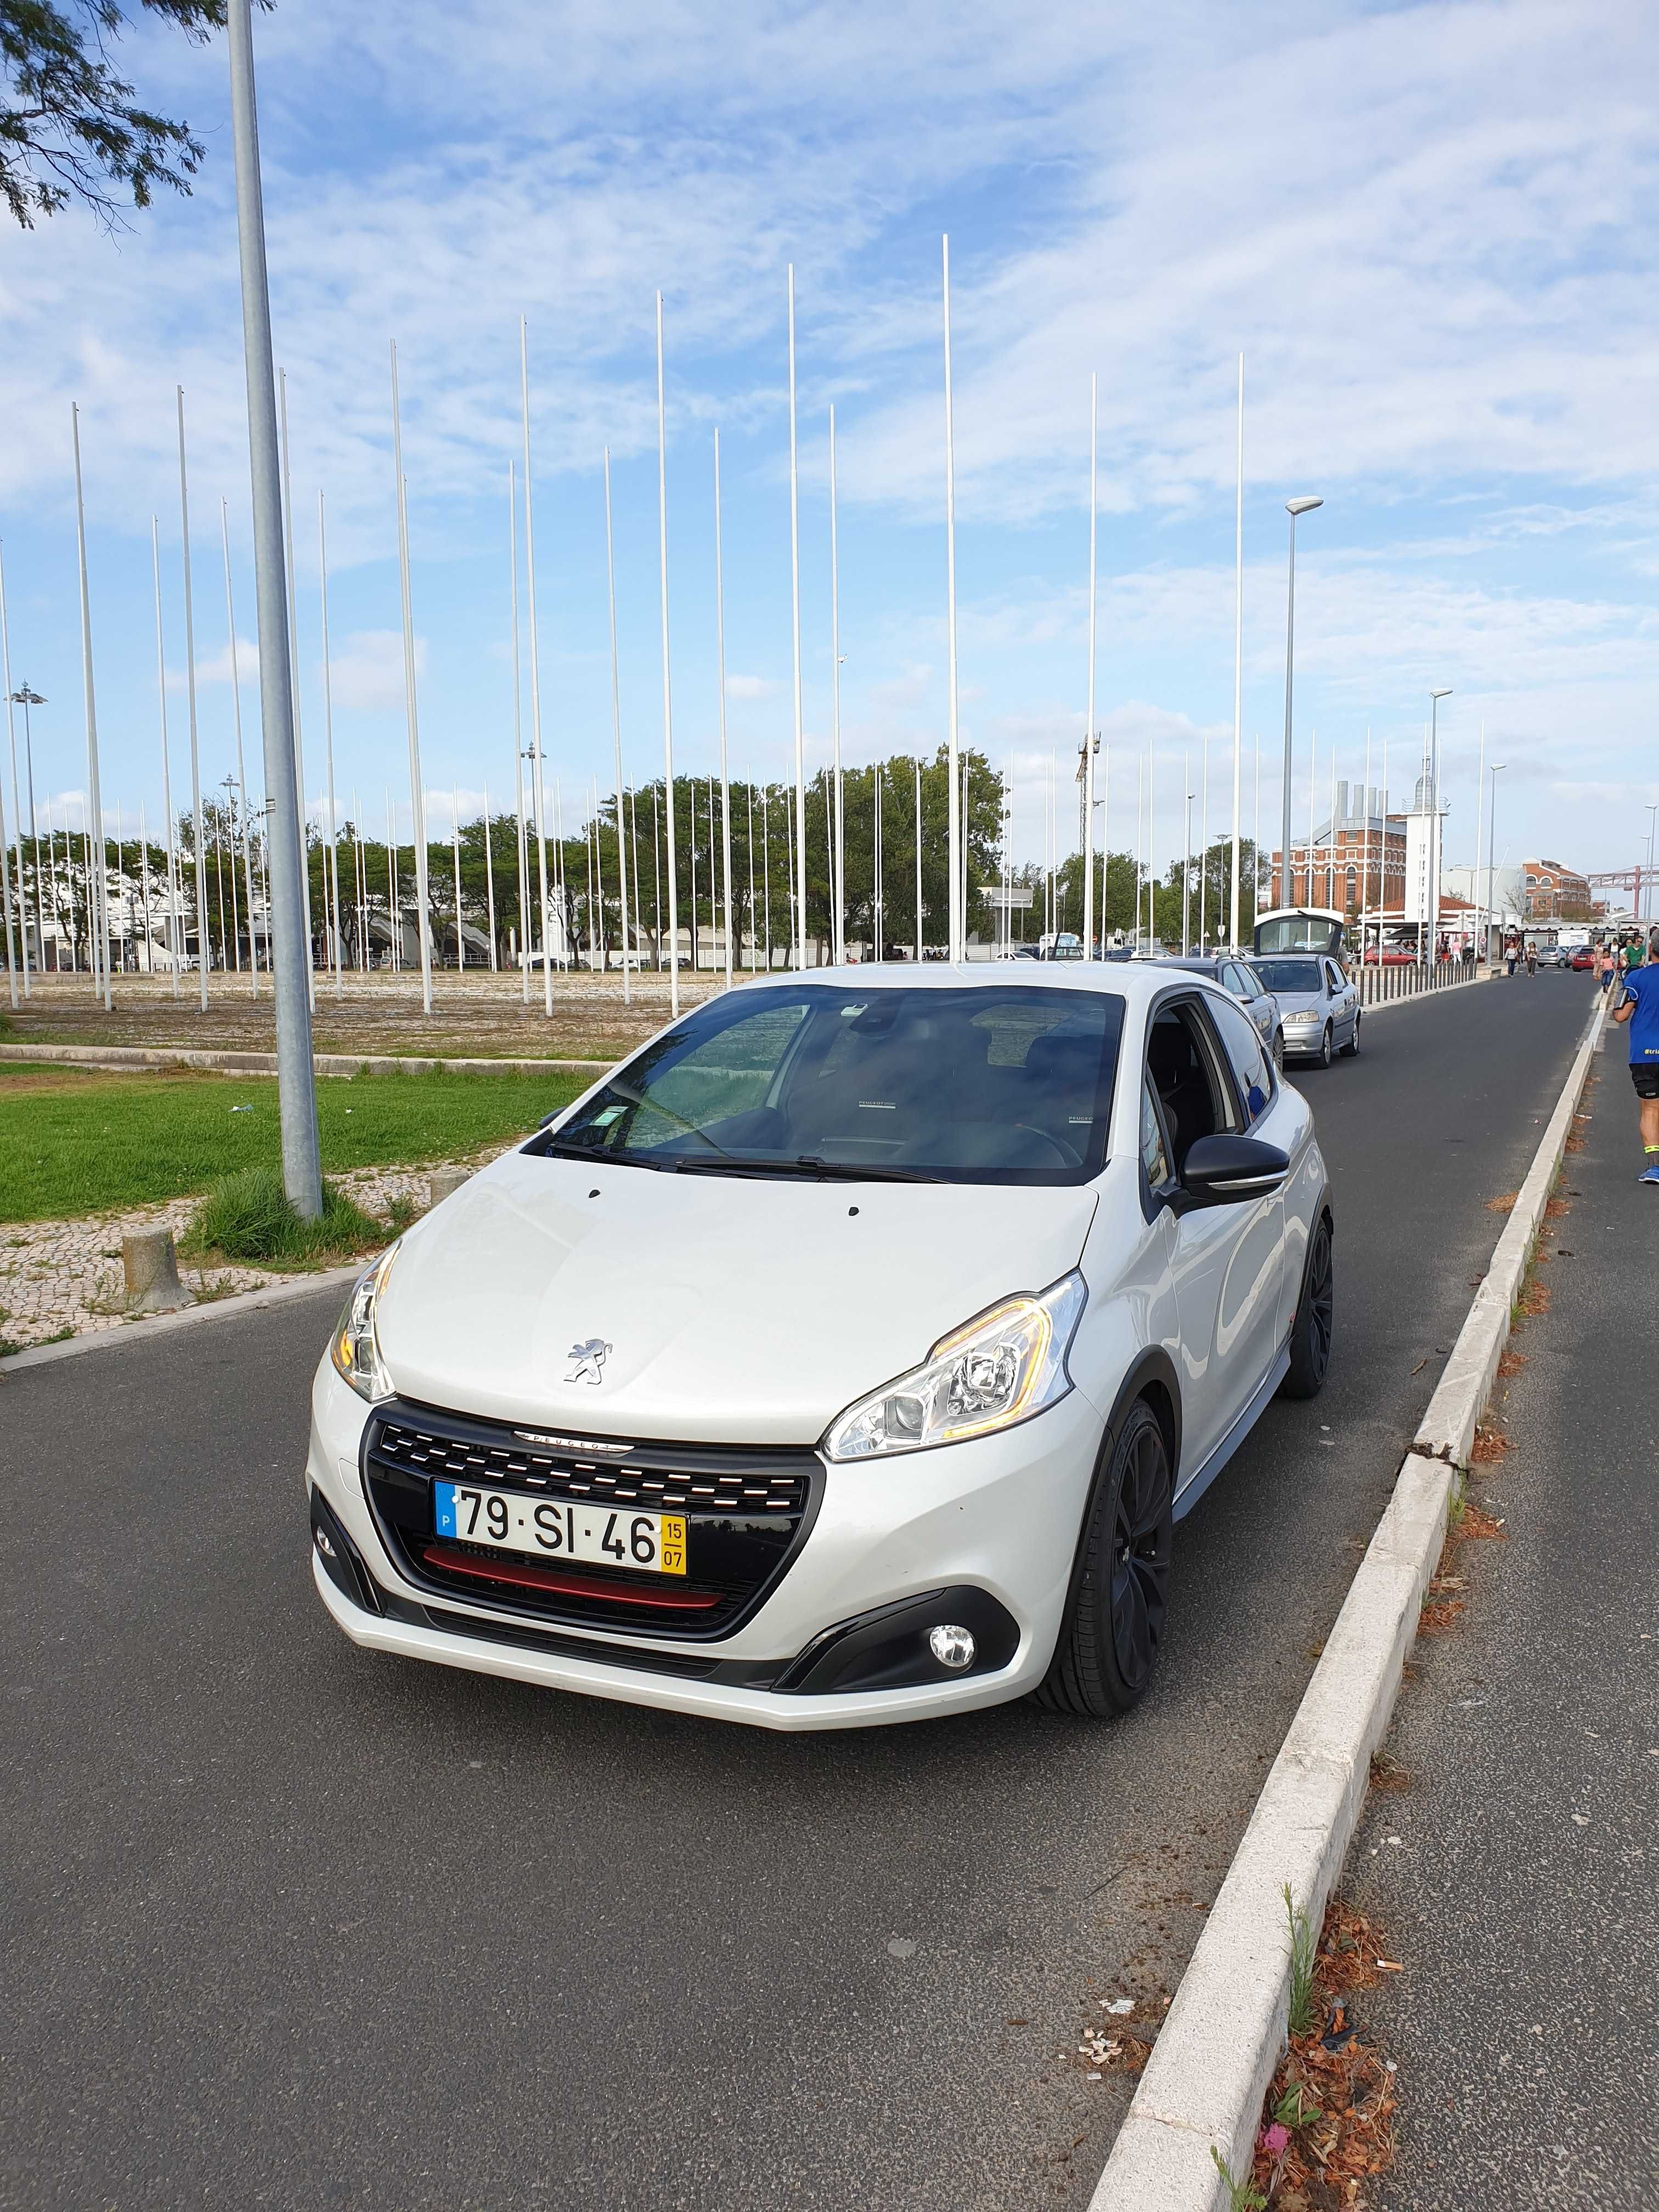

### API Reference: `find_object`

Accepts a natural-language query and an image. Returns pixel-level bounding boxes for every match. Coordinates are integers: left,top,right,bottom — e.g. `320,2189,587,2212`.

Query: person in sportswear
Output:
1612,928,1659,1184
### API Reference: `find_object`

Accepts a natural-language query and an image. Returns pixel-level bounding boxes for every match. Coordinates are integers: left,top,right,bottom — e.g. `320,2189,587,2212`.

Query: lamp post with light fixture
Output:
1278,496,1323,910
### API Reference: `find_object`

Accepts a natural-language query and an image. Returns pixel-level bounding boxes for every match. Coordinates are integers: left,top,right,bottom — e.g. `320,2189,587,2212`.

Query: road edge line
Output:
1087,986,1607,2212
0,1265,361,1377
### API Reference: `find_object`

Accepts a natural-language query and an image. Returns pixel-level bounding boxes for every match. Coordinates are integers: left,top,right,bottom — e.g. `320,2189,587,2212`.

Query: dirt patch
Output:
1249,1896,1400,2208
1516,1276,1551,1317
1484,1190,1518,1214
1496,1350,1528,1379
1469,1426,1514,1463
1457,1499,1507,1541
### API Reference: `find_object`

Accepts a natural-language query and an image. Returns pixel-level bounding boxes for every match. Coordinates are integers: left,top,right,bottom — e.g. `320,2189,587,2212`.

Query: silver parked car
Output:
1154,957,1286,1071
1252,955,1361,1068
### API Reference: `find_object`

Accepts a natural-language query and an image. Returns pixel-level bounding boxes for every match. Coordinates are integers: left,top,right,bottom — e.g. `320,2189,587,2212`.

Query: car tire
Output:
1318,1022,1334,1069
1273,1029,1285,1073
1036,1400,1173,1719
1340,1011,1361,1057
1280,1209,1334,1400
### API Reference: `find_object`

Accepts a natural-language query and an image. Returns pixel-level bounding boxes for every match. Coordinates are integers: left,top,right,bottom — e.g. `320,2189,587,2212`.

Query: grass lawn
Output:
0,1067,590,1222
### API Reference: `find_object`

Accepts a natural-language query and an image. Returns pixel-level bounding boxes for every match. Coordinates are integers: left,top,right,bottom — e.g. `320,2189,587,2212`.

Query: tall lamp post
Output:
1278,496,1323,909
11,685,45,969
1486,763,1505,966
1645,802,1657,928
226,0,321,1216
1425,687,1452,967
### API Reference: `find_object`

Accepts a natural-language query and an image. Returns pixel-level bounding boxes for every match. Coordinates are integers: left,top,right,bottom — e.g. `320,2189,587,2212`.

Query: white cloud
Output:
724,673,775,699
328,630,422,713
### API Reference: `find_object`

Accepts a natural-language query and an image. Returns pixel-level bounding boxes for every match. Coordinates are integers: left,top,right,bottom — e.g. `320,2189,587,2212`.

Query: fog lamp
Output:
928,1623,976,1671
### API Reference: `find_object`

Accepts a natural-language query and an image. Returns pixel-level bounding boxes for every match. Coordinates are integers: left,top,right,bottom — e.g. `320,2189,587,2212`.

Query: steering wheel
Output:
1012,1123,1080,1169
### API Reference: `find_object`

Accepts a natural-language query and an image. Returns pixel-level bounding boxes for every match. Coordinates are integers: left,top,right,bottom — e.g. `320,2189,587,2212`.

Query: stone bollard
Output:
123,1228,193,1315
427,1165,471,1208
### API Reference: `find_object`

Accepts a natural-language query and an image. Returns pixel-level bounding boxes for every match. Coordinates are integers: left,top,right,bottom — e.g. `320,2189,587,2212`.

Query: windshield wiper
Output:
539,1137,671,1172
673,1153,941,1184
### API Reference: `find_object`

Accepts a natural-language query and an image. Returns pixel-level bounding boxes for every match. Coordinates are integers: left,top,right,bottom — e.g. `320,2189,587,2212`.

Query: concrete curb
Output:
0,1041,608,1078
0,1264,360,1378
1088,988,1609,2212
1414,989,1605,1468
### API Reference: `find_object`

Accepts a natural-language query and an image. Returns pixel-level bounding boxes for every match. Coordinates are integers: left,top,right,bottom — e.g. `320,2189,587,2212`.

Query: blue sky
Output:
3,0,1657,891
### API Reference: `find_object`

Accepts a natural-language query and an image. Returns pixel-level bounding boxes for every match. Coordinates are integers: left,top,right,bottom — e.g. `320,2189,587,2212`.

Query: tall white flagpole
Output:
482,784,496,969
519,319,552,1015
390,340,432,1014
451,785,465,972
787,266,806,972
915,758,923,959
828,404,844,967
318,490,342,997
1,544,27,1000
176,390,209,1009
656,289,680,1015
1084,370,1098,959
70,405,111,1011
219,500,258,991
1229,353,1244,952
942,235,963,964
1200,726,1209,950
603,445,631,1006
149,520,180,997
1471,720,1485,961
278,371,314,1006
508,461,529,1001
713,430,733,990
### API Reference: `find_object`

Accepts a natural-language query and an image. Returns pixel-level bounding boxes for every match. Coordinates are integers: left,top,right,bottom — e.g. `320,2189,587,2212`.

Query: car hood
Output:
1275,989,1328,1017
373,1148,1100,1446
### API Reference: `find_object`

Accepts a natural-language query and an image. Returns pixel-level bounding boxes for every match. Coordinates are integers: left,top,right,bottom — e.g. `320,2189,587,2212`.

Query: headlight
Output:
1286,1010,1319,1024
822,1272,1086,1462
330,1240,400,1402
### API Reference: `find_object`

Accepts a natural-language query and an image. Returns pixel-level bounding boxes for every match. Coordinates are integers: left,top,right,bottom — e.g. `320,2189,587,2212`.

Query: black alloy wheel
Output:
1318,1022,1334,1069
1036,1400,1173,1718
1282,1210,1334,1398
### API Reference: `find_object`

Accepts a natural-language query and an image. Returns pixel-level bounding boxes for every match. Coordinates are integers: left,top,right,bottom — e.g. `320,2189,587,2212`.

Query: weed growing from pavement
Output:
1284,1884,1318,2037
1209,2145,1268,2211
180,1166,385,1269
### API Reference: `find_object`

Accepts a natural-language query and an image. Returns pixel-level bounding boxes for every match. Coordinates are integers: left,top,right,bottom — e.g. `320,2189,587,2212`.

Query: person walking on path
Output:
1611,927,1659,1184
1525,939,1538,977
1599,942,1617,994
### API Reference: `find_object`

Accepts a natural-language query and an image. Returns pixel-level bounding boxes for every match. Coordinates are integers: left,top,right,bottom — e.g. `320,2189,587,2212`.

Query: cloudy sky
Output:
3,0,1657,890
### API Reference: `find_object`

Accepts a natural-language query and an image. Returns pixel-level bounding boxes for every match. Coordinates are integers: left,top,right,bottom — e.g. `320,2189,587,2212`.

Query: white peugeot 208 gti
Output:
307,964,1333,1730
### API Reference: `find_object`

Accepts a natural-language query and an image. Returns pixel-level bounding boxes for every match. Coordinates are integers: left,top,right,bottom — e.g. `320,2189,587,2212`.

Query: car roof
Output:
723,959,1233,1011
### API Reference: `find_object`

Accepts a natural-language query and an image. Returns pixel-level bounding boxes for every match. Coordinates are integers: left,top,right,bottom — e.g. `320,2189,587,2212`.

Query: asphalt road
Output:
1350,1015,1657,2210
0,974,1593,2212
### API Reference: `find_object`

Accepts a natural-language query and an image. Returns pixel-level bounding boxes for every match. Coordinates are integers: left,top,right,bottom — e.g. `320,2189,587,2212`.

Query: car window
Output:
1323,960,1343,994
1240,962,1271,997
549,984,1126,1187
1140,1077,1171,1189
1207,994,1275,1128
1255,958,1323,995
1147,999,1240,1172
1220,961,1246,997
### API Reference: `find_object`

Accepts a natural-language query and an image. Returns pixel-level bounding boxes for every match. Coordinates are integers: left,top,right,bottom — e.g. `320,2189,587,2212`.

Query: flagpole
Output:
942,235,962,964
317,491,342,997
0,546,24,1000
176,391,209,1009
828,404,844,967
1229,353,1244,952
710,430,733,990
390,340,433,1014
519,319,552,1015
1083,371,1099,958
278,371,315,1007
218,500,258,991
915,758,923,959
656,289,680,1015
603,445,631,1006
787,266,806,972
70,405,111,1011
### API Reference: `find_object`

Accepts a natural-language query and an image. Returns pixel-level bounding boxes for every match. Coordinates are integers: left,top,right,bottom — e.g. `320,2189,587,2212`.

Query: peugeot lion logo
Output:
565,1337,611,1386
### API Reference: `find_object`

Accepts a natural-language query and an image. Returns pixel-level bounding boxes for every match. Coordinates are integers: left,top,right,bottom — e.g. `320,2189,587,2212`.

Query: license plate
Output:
433,1483,687,1576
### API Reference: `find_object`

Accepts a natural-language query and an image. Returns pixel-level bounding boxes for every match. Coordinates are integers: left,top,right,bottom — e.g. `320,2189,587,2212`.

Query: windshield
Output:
541,984,1126,1185
1255,960,1324,994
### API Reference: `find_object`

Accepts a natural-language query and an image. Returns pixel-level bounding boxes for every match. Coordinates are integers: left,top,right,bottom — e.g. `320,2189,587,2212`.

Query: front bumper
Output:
304,1360,1102,1730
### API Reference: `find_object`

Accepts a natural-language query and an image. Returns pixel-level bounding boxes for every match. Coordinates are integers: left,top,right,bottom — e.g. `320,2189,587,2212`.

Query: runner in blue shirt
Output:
1611,929,1659,1184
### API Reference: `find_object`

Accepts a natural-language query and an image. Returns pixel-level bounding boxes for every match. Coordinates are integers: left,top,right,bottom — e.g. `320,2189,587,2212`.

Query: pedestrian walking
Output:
1599,942,1617,994
1525,940,1537,977
1611,928,1659,1184
1506,932,1519,978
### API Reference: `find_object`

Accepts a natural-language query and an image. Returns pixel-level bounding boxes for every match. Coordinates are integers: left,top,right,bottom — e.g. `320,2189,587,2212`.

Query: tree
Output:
0,1,264,230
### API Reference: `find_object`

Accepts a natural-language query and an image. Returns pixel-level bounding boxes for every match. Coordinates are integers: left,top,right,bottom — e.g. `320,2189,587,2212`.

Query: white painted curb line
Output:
0,1265,360,1377
1088,988,1607,2212
0,1041,606,1077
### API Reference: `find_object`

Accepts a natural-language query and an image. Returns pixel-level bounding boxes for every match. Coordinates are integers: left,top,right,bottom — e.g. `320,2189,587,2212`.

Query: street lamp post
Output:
11,685,45,972
1425,687,1452,969
1279,496,1323,910
1645,803,1657,928
1486,763,1505,968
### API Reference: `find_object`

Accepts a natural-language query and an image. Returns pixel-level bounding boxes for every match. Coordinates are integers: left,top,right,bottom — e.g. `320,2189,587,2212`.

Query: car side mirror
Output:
1179,1133,1290,1207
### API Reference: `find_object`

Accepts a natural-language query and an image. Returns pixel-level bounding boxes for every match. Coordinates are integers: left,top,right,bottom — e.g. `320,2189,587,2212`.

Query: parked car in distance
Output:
1253,954,1361,1067
1570,946,1596,972
309,964,1332,1732
1534,944,1571,969
1152,956,1285,1070
1362,946,1415,965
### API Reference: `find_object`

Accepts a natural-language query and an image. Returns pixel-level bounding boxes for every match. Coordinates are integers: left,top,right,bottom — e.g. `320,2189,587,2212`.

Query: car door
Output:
1324,957,1358,1045
1222,960,1271,1049
1203,990,1290,1400
1144,994,1279,1484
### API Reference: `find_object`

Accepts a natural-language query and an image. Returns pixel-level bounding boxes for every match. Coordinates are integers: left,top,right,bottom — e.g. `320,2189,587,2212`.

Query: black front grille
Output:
362,1400,821,1641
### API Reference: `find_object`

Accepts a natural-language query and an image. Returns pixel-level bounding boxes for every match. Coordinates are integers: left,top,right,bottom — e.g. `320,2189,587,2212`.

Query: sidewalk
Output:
1347,1044,1658,2207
